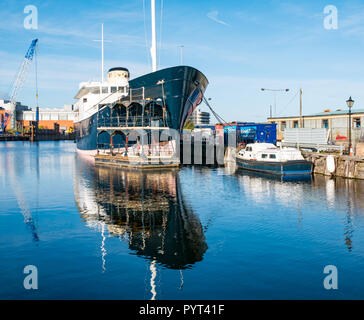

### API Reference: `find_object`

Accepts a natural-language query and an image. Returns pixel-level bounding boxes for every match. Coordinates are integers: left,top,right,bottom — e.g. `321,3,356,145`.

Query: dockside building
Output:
268,108,364,144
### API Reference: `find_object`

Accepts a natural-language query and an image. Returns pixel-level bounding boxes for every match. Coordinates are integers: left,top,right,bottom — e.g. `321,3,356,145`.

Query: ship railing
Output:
129,87,145,102
97,142,177,158
97,116,167,128
97,143,126,154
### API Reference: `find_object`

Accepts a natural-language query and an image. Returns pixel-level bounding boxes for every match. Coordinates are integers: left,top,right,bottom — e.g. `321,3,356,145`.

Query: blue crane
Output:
9,39,38,129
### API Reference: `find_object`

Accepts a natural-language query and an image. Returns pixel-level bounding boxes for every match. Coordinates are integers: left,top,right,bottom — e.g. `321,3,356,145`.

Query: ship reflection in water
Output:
3,142,364,299
74,157,207,297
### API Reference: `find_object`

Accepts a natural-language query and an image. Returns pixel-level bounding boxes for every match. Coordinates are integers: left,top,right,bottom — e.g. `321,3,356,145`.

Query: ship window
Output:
118,86,124,92
102,87,108,94
111,87,117,93
322,119,329,129
293,121,299,128
281,121,286,131
91,87,100,94
83,98,87,103
261,154,268,159
269,154,276,159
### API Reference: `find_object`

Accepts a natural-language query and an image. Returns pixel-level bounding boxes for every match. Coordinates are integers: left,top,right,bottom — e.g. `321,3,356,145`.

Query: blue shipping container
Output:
222,123,277,145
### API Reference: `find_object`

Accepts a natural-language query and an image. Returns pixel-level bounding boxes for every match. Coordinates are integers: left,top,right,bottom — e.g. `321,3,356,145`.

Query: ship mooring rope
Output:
202,96,227,124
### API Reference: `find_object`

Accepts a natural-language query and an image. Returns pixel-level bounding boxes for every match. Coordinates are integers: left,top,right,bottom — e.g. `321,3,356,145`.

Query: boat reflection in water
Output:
234,166,364,252
74,156,207,274
313,174,364,252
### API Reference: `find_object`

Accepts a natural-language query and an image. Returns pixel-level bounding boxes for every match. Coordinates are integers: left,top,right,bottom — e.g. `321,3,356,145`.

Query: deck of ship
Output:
94,153,180,169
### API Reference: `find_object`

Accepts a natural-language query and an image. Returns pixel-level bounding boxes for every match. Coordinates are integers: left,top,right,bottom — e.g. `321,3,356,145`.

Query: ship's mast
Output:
93,23,111,82
150,0,157,72
101,23,104,82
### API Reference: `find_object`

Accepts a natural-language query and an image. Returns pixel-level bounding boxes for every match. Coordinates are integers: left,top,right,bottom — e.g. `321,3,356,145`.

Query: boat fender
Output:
326,155,335,174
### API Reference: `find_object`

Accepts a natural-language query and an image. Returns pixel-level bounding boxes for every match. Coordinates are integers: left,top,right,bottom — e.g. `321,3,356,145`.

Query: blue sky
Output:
1,0,364,122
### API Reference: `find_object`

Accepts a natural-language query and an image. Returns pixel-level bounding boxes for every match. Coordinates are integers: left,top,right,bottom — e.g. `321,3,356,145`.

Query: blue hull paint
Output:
75,113,98,151
236,158,313,176
75,66,208,151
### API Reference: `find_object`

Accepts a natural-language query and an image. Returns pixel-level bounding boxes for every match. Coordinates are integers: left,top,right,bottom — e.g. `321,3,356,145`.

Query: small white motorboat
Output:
236,143,313,176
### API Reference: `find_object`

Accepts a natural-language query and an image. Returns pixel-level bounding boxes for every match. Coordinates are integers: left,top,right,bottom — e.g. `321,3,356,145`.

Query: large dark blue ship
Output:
74,66,208,155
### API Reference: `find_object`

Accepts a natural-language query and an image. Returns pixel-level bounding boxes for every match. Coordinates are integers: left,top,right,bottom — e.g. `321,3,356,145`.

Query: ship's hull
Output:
75,66,208,151
236,158,313,176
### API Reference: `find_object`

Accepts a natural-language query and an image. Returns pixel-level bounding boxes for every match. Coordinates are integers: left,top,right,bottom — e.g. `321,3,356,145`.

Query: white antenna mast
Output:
93,23,111,82
150,0,157,72
101,23,104,82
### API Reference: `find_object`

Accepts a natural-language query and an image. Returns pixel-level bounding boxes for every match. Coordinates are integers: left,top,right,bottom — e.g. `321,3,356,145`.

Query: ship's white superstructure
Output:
74,67,130,123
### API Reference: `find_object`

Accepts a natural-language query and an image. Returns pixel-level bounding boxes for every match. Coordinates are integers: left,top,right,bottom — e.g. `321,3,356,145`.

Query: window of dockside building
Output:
322,119,329,129
354,118,361,128
281,121,286,131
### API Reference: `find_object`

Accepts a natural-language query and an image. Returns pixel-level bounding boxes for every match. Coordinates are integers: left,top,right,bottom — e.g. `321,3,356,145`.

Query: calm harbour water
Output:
1,141,364,299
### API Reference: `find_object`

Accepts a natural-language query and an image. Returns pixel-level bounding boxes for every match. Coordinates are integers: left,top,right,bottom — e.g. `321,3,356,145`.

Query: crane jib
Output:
24,38,38,60
8,38,39,130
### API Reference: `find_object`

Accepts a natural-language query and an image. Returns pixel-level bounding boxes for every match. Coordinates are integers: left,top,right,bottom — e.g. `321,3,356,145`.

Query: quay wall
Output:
0,135,28,141
0,133,74,141
303,152,364,180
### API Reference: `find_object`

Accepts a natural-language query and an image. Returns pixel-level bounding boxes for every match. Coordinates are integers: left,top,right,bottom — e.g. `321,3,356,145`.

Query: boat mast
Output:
101,23,104,82
299,88,303,128
150,0,157,72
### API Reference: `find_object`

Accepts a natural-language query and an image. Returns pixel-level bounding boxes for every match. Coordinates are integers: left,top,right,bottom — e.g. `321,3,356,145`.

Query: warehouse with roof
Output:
267,108,364,144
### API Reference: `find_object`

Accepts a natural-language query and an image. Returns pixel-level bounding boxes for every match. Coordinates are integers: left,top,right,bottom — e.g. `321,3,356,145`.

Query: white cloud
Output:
207,11,230,26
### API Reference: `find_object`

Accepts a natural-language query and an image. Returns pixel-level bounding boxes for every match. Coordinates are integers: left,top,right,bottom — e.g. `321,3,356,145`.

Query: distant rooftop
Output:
269,108,364,119
312,108,364,116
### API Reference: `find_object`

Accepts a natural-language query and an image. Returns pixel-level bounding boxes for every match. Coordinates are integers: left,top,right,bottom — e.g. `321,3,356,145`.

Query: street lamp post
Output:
261,88,289,117
346,96,354,155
